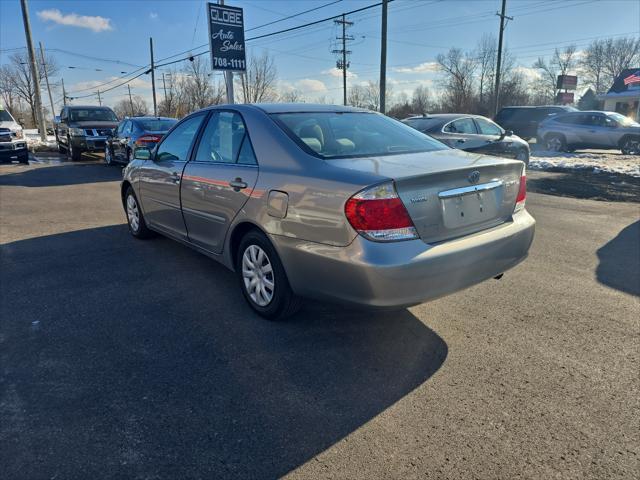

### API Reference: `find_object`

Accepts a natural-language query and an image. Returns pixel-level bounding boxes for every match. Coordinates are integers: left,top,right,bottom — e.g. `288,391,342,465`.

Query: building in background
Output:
597,68,640,120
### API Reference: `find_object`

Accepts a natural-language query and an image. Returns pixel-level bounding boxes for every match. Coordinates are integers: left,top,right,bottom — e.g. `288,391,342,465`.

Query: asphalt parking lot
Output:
1,156,639,479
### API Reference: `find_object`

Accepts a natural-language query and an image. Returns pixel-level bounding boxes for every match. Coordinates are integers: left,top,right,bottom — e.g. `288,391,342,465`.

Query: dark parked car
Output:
105,116,177,165
403,114,530,164
495,105,576,140
537,110,640,154
55,105,119,161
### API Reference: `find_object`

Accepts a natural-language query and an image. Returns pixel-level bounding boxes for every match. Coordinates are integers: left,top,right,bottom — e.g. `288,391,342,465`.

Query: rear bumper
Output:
272,209,535,308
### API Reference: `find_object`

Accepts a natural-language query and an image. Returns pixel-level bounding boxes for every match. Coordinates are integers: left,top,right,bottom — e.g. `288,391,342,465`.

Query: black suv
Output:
55,105,118,160
495,105,576,140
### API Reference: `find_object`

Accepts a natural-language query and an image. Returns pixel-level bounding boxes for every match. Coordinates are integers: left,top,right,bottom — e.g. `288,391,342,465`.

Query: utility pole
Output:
150,37,157,116
219,0,234,104
493,0,513,116
379,0,388,114
162,72,167,101
127,84,134,116
38,41,56,127
61,77,67,106
19,0,46,141
96,90,102,106
333,15,353,106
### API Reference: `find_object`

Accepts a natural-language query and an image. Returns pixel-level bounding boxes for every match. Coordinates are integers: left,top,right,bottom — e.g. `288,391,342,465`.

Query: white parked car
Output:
0,106,28,164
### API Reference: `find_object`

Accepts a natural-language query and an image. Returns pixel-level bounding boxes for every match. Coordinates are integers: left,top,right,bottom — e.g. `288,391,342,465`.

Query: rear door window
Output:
195,111,252,164
444,118,477,134
474,118,502,135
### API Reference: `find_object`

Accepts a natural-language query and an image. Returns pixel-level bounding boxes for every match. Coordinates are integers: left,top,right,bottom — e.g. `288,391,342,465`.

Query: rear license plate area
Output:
440,188,500,229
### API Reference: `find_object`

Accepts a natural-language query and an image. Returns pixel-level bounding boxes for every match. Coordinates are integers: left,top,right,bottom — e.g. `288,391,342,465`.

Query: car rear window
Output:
135,119,177,132
403,118,443,132
272,112,446,159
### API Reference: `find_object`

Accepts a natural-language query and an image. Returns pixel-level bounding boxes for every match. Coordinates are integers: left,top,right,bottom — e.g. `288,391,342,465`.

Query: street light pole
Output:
19,0,47,141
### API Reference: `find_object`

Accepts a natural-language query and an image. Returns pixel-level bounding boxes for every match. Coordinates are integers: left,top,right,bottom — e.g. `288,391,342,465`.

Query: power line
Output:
246,0,343,32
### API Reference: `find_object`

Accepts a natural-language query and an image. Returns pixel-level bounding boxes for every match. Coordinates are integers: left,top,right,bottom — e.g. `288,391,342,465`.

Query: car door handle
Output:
456,139,466,144
229,178,248,191
170,172,181,183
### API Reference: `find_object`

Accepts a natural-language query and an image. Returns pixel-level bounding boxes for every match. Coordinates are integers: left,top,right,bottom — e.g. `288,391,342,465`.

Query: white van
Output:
0,105,28,164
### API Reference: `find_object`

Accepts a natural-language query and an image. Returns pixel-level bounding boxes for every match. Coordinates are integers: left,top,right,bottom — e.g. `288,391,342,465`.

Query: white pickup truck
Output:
0,106,28,164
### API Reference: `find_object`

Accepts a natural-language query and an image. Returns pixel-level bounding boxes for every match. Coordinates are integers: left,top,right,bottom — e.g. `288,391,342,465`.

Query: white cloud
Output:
149,12,159,20
295,79,327,93
513,66,542,81
392,62,439,74
322,67,358,79
37,9,113,33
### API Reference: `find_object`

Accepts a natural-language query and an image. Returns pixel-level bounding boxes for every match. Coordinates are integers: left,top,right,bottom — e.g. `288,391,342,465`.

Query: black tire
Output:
620,136,640,155
545,133,567,152
125,148,132,163
19,155,29,165
104,144,113,166
57,141,65,153
124,186,153,239
236,230,301,320
67,138,82,161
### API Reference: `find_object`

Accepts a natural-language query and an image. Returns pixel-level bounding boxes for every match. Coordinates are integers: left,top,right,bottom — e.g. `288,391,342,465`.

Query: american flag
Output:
623,70,640,85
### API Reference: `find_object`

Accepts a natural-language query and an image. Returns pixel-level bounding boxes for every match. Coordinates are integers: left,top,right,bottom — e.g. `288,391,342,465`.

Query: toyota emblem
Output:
468,170,480,184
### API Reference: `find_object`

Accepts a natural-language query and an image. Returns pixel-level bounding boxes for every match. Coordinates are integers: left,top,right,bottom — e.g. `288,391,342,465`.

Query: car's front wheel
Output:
125,187,152,238
620,136,640,155
67,138,81,161
104,144,113,165
236,230,301,320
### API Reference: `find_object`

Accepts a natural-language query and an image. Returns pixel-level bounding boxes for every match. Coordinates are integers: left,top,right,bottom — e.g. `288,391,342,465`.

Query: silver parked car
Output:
537,110,640,154
122,104,535,320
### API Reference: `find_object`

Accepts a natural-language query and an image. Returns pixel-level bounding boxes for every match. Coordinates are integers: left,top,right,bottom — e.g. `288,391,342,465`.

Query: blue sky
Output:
1,0,638,109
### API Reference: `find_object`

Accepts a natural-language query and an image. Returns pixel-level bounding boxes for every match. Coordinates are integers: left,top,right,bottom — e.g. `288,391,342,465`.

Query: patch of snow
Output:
23,129,57,148
529,150,640,178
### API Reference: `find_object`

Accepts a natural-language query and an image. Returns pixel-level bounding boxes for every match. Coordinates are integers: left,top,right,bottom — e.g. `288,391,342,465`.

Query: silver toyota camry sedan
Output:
122,104,535,320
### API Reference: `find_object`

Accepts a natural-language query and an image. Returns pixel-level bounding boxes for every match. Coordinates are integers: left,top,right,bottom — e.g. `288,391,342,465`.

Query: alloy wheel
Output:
546,137,562,152
622,139,640,155
242,245,274,307
126,194,140,232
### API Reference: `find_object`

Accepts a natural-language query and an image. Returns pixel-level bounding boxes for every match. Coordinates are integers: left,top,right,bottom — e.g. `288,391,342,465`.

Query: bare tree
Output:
411,84,431,114
279,89,304,103
476,34,497,111
580,40,608,93
602,37,640,87
113,95,149,118
238,52,278,103
182,56,225,111
436,47,478,112
3,50,58,126
533,45,577,102
348,84,368,108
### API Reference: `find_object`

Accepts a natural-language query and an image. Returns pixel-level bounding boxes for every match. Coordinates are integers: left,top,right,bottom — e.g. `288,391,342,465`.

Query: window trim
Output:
152,112,208,163
441,117,479,135
189,108,259,167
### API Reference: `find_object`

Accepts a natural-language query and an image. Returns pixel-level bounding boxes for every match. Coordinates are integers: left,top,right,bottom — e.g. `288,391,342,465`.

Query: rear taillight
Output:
514,174,526,212
345,181,418,242
135,134,162,145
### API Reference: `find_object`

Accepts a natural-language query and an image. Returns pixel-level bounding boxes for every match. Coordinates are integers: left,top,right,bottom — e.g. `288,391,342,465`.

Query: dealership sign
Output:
556,92,574,104
207,3,246,72
556,75,578,90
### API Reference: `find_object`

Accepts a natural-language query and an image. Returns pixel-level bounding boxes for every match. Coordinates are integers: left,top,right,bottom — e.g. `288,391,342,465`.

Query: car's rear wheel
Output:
125,187,152,238
545,134,566,152
236,230,301,320
620,136,640,155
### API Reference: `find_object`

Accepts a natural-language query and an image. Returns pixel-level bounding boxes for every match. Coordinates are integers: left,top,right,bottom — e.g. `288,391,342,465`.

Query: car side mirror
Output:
505,130,513,136
134,147,151,161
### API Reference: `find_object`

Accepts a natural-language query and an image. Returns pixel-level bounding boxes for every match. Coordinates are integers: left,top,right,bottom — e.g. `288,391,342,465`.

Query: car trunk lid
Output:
329,149,524,243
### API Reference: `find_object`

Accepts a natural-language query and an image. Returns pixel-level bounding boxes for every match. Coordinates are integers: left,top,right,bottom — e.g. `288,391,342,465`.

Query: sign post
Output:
208,2,246,104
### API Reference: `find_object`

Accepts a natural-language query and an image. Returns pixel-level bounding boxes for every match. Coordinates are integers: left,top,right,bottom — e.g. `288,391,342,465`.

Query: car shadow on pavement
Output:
595,220,640,296
0,225,448,479
0,163,122,187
